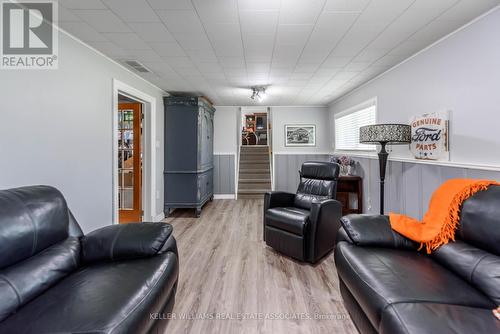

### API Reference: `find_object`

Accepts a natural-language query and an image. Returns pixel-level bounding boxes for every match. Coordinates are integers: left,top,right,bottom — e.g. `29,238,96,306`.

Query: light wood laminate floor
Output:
163,199,358,334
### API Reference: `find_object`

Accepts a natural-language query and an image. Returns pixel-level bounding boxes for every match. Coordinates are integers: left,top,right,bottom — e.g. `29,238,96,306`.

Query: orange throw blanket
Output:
389,178,500,254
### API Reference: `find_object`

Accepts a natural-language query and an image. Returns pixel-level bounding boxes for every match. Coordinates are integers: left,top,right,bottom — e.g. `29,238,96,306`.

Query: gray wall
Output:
274,154,331,193
354,157,500,218
0,29,165,233
213,154,236,195
329,7,500,166
213,106,238,154
270,106,332,154
328,8,500,217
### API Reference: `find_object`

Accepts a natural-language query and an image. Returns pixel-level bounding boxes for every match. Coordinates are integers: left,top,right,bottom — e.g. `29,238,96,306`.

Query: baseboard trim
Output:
214,194,236,199
153,212,165,222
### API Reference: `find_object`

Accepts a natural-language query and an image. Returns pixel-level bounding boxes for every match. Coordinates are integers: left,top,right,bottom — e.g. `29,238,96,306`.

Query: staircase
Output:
238,146,272,199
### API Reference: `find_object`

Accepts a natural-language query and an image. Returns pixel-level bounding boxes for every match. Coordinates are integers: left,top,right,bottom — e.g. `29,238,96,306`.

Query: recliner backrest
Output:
294,161,339,210
0,186,82,321
431,185,500,305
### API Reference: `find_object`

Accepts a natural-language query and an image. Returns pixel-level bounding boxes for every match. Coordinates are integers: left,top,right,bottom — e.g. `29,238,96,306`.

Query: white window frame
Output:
334,97,377,152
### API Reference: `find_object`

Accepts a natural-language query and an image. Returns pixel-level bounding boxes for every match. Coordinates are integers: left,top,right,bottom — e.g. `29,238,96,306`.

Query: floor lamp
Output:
359,124,411,215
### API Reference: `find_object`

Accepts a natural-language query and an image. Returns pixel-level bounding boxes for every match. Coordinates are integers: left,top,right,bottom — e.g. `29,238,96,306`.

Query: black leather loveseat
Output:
334,185,500,334
0,186,179,334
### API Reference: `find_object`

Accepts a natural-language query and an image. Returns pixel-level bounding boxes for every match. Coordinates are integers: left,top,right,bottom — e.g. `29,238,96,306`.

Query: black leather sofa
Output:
263,161,342,263
0,186,179,334
335,185,500,334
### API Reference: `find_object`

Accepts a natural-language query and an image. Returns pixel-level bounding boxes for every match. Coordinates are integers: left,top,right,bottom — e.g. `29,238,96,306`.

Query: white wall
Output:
213,106,239,154
329,7,500,167
0,30,165,233
271,106,331,154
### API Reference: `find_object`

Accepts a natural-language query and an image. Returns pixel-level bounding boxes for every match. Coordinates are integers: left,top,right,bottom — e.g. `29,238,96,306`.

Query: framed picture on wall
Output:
285,124,316,146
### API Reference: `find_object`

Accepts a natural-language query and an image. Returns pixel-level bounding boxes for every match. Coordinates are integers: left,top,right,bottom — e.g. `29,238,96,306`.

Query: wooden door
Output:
118,103,142,223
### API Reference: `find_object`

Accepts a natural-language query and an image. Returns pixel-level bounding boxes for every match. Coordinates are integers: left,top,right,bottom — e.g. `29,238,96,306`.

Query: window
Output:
335,99,377,151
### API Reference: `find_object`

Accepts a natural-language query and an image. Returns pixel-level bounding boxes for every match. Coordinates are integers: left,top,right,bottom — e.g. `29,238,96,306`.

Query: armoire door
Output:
199,108,213,169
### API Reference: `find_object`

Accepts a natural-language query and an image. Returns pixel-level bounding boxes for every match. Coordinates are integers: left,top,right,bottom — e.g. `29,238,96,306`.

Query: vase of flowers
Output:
335,155,355,176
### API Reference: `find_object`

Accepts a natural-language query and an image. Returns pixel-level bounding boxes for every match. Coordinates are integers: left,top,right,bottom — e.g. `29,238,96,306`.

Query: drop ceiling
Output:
57,0,500,105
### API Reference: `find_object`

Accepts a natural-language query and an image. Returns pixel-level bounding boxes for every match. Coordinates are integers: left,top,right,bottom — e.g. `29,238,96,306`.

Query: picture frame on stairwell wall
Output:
410,111,450,161
285,124,316,147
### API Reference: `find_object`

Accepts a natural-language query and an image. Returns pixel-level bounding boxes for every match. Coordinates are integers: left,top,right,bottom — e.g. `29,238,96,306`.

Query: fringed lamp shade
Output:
359,124,411,144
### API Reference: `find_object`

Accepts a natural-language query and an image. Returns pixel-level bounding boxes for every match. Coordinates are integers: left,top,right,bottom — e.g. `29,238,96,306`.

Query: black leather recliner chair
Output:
0,186,179,334
335,185,500,334
263,161,342,263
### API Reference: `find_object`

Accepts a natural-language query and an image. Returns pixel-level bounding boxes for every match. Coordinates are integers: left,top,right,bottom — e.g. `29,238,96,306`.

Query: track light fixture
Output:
250,86,267,102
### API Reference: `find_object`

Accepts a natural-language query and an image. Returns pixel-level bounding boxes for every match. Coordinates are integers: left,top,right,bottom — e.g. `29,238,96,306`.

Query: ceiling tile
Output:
323,0,369,12
276,25,313,46
58,5,82,22
60,22,108,42
87,41,128,56
174,33,213,50
59,0,107,9
141,61,177,75
102,33,151,50
239,11,279,34
196,62,223,73
219,57,246,68
187,49,218,62
74,10,131,32
193,0,239,24
147,0,194,10
237,0,281,11
103,0,159,22
59,0,500,105
125,49,163,62
128,23,176,42
150,42,186,56
163,56,195,67
157,10,205,33
280,0,326,25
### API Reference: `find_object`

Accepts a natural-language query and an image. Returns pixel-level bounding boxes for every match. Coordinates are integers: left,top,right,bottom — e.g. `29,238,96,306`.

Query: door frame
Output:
112,79,157,224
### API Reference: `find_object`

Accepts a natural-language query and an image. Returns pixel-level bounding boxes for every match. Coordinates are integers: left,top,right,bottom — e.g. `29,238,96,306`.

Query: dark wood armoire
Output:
164,96,215,217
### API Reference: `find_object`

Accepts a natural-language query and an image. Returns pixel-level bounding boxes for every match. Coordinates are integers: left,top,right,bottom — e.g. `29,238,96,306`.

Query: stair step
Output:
240,157,269,162
238,183,271,190
238,194,265,199
240,149,269,155
239,169,270,174
238,189,269,194
240,163,269,170
240,160,269,165
239,178,271,183
239,172,271,181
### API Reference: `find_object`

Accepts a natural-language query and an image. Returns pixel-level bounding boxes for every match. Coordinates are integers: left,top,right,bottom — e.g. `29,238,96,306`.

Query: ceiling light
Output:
250,86,268,102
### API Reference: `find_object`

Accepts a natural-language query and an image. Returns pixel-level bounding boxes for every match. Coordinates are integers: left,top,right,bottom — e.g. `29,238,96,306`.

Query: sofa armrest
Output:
82,222,174,264
340,214,417,250
264,191,295,211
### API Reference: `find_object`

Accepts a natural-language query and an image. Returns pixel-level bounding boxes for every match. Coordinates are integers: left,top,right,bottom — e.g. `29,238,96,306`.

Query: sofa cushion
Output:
380,303,500,334
335,242,495,329
0,186,69,269
0,237,80,322
431,240,500,305
0,252,179,334
265,207,309,235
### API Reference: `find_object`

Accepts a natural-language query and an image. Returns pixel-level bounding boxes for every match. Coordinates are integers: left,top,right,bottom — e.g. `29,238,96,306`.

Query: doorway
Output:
241,108,269,146
118,96,143,223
